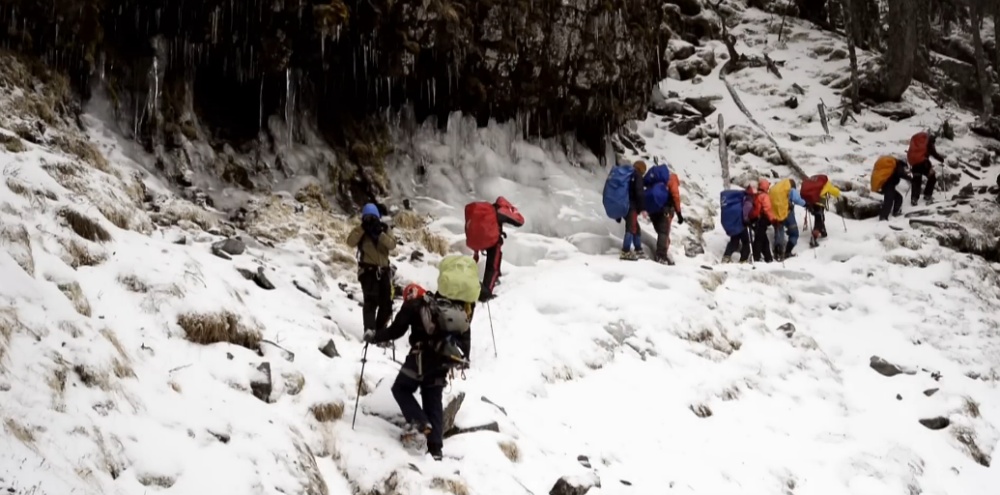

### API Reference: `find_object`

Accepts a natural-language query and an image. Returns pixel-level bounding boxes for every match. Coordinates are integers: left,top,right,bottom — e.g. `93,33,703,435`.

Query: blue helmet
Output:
361,203,381,219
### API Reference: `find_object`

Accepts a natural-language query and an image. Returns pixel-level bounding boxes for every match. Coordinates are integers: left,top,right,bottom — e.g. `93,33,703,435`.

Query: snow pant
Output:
480,242,502,300
773,214,799,257
911,160,937,202
391,353,446,452
807,204,827,239
878,185,903,221
723,229,751,261
649,210,672,260
622,209,642,252
752,219,773,263
359,264,393,331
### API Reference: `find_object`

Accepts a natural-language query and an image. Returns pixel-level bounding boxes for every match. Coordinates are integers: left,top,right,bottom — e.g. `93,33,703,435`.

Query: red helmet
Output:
402,283,426,302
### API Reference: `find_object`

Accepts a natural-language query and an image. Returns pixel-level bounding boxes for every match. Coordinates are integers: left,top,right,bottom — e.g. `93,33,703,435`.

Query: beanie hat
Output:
361,203,381,219
633,160,648,176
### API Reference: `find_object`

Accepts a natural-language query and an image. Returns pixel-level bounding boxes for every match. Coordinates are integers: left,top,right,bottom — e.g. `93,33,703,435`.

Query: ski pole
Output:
747,225,754,266
352,343,369,430
486,301,497,358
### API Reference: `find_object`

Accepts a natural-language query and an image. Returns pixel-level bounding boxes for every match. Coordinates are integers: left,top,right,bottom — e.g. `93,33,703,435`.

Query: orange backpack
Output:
871,156,897,193
907,132,929,165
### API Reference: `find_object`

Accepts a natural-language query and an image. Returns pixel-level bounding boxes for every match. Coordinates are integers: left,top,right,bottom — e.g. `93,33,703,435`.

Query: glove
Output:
362,330,376,343
615,218,622,224
676,211,685,225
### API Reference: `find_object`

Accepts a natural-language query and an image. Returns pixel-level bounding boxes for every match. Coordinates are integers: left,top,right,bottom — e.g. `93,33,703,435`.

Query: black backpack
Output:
418,294,472,365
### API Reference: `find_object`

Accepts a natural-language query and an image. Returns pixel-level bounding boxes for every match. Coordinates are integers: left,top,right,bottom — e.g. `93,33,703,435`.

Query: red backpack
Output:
800,175,829,204
464,202,500,251
907,132,930,165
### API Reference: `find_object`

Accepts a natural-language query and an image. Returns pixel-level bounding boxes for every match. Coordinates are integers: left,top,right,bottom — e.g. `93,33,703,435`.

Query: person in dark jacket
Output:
347,203,397,334
908,132,946,206
878,158,912,221
620,160,648,261
478,197,524,302
363,291,472,461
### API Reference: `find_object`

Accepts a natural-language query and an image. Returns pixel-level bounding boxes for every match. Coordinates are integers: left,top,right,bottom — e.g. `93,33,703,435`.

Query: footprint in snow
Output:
602,273,625,283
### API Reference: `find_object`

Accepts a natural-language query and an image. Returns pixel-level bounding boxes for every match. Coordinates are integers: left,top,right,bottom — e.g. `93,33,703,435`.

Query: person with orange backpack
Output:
749,178,777,263
643,162,685,265
907,131,946,206
799,175,841,247
871,156,912,221
464,196,524,302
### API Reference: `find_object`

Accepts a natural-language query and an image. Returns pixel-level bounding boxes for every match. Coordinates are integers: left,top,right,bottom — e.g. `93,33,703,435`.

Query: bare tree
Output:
842,0,861,111
969,0,993,118
878,0,918,101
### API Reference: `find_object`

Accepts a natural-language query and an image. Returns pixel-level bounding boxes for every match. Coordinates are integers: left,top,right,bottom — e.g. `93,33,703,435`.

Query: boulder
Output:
251,362,272,403
213,237,246,256
650,98,702,118
919,417,951,430
319,339,340,358
870,356,914,377
777,322,795,338
835,194,882,220
442,392,466,434
683,96,720,117
550,473,601,495
444,421,500,438
667,38,696,61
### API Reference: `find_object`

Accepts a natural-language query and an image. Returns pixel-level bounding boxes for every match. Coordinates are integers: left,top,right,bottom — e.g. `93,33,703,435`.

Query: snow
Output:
1,5,1000,495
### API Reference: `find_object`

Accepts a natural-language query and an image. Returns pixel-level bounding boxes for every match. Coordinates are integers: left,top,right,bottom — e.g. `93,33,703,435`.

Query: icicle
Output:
321,28,326,60
431,78,436,108
259,79,264,133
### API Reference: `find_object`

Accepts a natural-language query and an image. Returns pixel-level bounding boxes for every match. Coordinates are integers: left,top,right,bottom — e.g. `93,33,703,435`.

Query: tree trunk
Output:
880,0,918,101
795,0,829,27
994,2,1000,81
915,0,932,82
851,0,881,50
843,0,861,111
970,0,993,118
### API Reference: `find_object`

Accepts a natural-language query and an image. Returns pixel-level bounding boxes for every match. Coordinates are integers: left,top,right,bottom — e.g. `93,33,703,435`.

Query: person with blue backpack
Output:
603,159,647,261
643,162,685,265
720,185,755,263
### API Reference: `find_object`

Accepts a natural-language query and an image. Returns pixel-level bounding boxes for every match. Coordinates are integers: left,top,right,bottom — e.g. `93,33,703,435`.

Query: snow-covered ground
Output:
2,5,1000,495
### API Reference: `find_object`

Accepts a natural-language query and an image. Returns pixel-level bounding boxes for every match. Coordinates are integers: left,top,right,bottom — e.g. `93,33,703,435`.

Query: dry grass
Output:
5,177,58,201
139,283,185,314
690,404,713,418
46,362,68,412
152,202,218,231
0,223,34,276
310,402,345,423
392,210,427,230
0,133,26,153
61,238,107,268
55,281,92,317
954,426,991,467
964,397,981,418
283,371,306,396
699,272,728,292
59,208,111,243
4,418,34,444
415,229,449,256
118,273,150,293
101,328,134,379
431,478,469,495
0,307,25,367
294,182,330,209
73,364,111,390
51,135,110,173
177,311,262,351
96,202,132,231
137,475,176,488
498,440,521,462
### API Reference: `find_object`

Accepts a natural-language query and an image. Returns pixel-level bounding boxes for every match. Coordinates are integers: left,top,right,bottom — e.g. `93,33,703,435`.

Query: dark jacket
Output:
926,135,945,162
884,158,912,190
629,171,645,212
372,295,472,369
346,224,396,267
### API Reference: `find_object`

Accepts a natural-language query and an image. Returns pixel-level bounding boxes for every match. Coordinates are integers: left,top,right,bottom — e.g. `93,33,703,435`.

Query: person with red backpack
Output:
749,178,777,263
464,196,524,302
907,131,946,206
799,175,841,248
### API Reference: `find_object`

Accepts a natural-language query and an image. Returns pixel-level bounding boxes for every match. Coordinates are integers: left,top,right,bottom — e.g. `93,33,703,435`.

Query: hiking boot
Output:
738,259,749,264
892,209,902,217
636,250,647,260
911,197,919,207
809,237,819,248
620,250,638,261
428,445,443,461
923,195,934,204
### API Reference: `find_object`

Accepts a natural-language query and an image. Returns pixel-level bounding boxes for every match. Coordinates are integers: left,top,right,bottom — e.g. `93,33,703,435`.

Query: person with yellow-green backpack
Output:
767,178,807,261
799,175,842,248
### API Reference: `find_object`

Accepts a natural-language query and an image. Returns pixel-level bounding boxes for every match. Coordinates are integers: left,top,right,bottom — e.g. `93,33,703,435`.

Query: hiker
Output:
720,184,755,263
768,178,807,261
749,178,777,263
347,203,397,334
799,175,842,248
363,256,480,462
464,197,524,302
871,156,911,221
907,131,946,206
602,159,647,260
643,163,685,265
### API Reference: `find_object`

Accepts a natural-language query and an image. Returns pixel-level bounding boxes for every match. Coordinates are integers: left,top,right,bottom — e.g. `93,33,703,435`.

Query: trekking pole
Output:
351,343,369,430
747,225,754,266
486,301,498,358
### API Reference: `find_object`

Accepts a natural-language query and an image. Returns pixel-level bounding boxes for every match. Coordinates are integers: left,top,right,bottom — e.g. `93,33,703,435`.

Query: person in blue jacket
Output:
774,179,807,261
619,160,647,261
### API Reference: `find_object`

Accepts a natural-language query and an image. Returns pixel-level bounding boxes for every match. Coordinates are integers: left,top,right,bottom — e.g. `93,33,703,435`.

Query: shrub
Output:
177,311,262,351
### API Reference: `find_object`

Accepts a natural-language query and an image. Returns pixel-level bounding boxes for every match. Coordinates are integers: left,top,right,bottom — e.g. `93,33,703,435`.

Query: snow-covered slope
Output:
2,6,1000,495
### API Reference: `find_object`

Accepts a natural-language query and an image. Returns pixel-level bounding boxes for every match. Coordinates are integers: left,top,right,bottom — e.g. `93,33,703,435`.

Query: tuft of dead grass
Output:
61,238,107,268
101,328,134,379
700,272,728,292
498,440,521,462
51,135,110,173
137,475,176,488
177,311,262,351
118,273,150,293
59,208,111,243
416,229,449,256
5,177,57,201
4,418,35,444
954,426,991,467
690,404,713,418
0,223,34,276
283,371,306,396
392,210,427,230
431,478,469,495
73,364,111,390
0,133,26,153
310,402,345,423
56,281,92,317
963,397,981,418
152,202,218,231
0,307,26,367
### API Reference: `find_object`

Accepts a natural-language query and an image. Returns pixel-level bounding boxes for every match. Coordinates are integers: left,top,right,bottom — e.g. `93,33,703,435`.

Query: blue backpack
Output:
643,165,673,213
720,190,749,237
603,165,634,219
